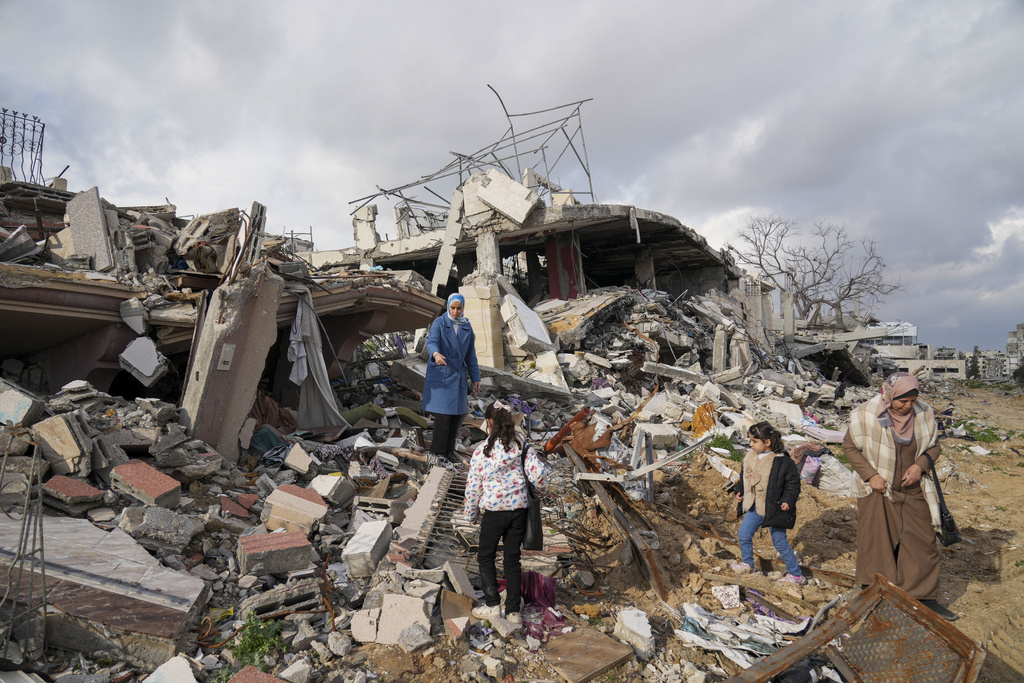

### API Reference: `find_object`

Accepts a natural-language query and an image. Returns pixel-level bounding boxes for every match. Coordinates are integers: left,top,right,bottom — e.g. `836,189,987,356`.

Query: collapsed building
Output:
0,102,994,683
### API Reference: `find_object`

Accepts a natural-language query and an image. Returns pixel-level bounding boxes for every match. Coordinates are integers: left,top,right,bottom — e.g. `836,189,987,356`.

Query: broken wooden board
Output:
544,629,634,683
439,589,475,641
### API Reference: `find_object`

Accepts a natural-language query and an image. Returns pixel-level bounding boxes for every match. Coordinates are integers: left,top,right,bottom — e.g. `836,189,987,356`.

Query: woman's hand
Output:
780,502,791,511
735,492,743,501
471,381,481,397
902,463,923,487
868,474,887,493
432,352,447,366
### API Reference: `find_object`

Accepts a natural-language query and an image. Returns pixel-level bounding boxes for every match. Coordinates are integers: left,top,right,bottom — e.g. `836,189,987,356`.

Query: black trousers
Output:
430,413,465,459
478,508,528,614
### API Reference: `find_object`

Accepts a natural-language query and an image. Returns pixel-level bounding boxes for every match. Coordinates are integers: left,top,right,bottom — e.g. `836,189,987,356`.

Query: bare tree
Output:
733,215,902,325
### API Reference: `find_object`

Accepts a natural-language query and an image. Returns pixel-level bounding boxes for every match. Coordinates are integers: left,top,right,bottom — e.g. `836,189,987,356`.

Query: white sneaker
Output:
472,604,501,621
505,612,522,625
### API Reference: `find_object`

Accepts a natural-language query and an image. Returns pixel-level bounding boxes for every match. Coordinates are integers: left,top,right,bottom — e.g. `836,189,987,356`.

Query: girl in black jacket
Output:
730,422,805,584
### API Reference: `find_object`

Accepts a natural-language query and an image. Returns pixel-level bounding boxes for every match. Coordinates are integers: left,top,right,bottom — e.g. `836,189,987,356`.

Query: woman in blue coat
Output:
423,293,481,467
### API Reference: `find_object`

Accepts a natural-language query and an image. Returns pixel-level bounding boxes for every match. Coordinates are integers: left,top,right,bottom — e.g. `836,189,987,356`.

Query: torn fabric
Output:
286,286,348,429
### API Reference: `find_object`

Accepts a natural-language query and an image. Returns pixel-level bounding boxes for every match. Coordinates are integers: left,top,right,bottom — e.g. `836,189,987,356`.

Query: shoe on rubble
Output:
780,573,807,585
472,604,502,622
505,612,522,625
920,599,959,621
730,562,755,574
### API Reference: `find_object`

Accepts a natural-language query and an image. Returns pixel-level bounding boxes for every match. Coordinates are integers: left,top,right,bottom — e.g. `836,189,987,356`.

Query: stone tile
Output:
112,460,181,507
237,531,311,575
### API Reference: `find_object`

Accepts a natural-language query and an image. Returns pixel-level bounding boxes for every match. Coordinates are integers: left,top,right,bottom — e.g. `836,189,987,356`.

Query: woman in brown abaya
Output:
843,372,957,621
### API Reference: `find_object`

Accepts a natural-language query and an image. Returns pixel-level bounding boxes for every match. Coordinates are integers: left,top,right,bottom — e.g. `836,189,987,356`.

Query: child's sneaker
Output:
505,612,522,626
730,562,755,574
472,604,501,621
780,573,807,585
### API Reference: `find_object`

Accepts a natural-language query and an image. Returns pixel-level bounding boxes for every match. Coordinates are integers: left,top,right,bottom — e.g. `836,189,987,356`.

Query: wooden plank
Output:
544,629,634,683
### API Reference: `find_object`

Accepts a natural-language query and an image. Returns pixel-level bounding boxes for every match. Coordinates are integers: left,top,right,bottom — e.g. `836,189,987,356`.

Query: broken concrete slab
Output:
119,337,170,387
31,413,92,477
120,506,204,550
614,609,655,660
62,187,115,272
43,475,104,516
500,293,555,354
474,168,542,225
237,531,313,576
0,516,207,670
111,459,181,507
374,593,432,646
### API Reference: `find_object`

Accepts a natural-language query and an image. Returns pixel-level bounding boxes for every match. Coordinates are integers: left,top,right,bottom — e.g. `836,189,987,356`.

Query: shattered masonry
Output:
0,133,994,683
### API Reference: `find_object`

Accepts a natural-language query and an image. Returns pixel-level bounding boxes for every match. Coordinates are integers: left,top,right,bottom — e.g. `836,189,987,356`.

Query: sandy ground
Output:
359,384,1024,682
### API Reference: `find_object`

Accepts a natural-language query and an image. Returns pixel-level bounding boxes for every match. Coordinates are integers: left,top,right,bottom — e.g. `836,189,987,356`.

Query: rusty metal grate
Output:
843,598,968,682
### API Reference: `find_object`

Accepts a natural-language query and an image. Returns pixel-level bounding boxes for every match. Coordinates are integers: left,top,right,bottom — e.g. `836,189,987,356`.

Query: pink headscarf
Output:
880,372,920,440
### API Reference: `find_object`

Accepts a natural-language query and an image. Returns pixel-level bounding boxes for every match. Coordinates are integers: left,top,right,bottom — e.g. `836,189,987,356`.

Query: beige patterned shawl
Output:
848,394,941,531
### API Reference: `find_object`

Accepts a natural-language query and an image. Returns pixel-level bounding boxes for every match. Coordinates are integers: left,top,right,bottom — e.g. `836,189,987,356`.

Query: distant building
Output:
1008,323,1024,357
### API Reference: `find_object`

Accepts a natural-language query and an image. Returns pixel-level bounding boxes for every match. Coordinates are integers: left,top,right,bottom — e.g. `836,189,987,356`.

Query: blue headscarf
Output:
446,293,467,331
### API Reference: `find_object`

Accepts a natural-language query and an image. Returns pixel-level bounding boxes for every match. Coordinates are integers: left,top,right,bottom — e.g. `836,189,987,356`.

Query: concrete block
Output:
375,594,431,646
66,187,115,271
341,519,392,578
352,496,405,525
528,350,569,390
614,608,655,660
111,459,181,507
444,560,477,598
120,298,148,335
767,399,805,427
397,623,432,652
0,379,46,436
31,414,92,476
119,337,170,387
283,443,313,474
351,608,379,643
309,474,355,507
279,658,311,683
261,484,328,535
238,579,323,621
500,294,555,353
475,169,541,225
633,423,681,450
237,531,312,575
120,506,204,548
143,654,199,683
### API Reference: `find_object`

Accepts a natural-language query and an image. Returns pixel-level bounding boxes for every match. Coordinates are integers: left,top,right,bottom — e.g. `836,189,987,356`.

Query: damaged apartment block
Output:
0,100,1001,683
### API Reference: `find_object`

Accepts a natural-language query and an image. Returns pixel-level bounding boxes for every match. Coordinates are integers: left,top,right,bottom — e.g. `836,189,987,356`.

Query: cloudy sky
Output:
2,1,1022,353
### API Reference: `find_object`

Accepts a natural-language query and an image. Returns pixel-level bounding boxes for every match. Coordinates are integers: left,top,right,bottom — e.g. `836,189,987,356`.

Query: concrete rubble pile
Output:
1,169,985,682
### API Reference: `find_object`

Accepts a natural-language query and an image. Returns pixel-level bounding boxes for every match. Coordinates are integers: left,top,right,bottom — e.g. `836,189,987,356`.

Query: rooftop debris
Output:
0,149,1009,683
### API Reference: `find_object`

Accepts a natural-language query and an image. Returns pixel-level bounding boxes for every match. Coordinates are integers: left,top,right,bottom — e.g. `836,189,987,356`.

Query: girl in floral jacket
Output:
465,400,550,624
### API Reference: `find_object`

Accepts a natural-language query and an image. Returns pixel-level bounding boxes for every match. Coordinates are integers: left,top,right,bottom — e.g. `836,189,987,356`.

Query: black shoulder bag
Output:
924,453,962,547
519,440,544,551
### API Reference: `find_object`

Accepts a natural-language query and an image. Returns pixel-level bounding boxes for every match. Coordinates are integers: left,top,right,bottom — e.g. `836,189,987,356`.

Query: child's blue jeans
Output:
737,508,802,576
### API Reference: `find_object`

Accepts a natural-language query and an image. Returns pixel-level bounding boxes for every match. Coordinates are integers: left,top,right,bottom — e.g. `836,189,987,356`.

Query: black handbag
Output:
519,441,544,551
925,453,962,547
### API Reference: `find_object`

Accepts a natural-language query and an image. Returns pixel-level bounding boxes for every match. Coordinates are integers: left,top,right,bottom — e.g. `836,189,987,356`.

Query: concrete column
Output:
635,247,656,289
353,205,381,251
430,191,464,295
179,265,284,463
475,231,501,275
712,326,728,373
782,291,796,344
